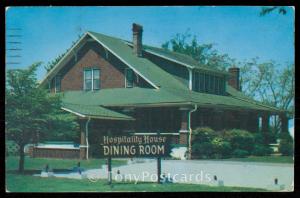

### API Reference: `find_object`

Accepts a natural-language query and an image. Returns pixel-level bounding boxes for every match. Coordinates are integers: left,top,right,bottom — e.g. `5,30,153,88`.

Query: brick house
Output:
36,23,289,159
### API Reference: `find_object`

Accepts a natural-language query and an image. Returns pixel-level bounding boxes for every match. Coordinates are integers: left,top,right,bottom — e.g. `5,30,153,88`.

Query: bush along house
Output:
35,23,289,160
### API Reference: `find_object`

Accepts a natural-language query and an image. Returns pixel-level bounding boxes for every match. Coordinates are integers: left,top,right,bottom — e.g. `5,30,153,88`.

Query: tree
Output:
5,63,78,173
162,31,234,71
162,33,294,134
260,6,288,16
238,59,294,133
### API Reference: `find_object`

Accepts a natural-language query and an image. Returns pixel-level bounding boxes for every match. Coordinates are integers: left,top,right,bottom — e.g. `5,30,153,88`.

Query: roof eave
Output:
39,32,90,88
87,32,160,89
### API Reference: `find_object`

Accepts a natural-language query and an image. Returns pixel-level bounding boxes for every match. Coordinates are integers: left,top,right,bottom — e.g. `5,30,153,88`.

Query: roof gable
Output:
40,31,189,91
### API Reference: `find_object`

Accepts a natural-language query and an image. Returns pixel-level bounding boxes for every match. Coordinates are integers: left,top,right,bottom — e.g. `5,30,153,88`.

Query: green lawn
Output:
5,156,278,192
5,156,127,172
5,173,267,192
211,156,293,164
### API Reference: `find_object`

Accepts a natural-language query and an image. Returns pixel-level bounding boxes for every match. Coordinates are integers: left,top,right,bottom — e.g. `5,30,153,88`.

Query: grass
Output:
211,156,293,164
5,173,267,192
5,156,127,172
5,156,278,192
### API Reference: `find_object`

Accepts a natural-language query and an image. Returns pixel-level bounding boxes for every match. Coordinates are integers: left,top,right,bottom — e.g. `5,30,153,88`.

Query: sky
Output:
5,6,295,134
6,6,294,79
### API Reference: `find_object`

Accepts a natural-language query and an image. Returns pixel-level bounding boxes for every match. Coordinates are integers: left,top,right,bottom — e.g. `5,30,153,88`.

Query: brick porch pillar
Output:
247,113,259,132
239,112,249,130
80,120,87,159
261,114,270,144
280,113,289,134
179,108,189,145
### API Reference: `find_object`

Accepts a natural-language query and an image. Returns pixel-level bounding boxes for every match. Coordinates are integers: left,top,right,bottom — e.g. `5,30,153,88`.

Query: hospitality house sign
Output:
101,135,171,157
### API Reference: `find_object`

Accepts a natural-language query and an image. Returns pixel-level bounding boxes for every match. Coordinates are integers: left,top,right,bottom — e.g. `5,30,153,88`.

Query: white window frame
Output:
83,68,100,91
125,68,134,88
54,75,61,93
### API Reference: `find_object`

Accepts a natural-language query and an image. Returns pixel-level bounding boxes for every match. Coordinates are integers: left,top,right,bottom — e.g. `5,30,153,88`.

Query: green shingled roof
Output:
142,45,229,75
41,30,281,114
60,87,280,113
61,88,189,107
62,103,134,120
226,85,282,112
88,31,188,91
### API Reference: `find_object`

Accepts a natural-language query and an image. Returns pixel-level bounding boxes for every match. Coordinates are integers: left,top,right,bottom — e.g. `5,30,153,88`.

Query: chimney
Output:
132,23,143,57
228,67,240,91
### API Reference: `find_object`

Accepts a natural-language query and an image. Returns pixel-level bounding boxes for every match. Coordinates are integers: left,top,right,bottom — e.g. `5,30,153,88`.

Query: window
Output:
199,73,205,92
93,69,100,90
215,77,220,95
209,75,214,93
192,71,226,95
205,74,209,92
194,72,199,91
219,78,224,95
125,68,134,88
54,75,61,93
84,68,100,91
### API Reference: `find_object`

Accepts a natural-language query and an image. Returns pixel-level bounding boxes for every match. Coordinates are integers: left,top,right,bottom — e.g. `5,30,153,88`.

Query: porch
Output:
83,105,289,159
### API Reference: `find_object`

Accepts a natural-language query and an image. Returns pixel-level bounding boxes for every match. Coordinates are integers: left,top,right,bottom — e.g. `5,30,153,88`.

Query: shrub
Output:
211,137,232,158
192,142,215,159
279,135,294,156
252,145,272,156
232,149,249,158
192,127,217,159
253,133,265,145
224,129,255,153
192,127,217,143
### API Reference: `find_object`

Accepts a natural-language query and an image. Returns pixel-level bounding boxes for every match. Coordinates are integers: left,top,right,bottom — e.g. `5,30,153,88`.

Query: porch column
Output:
247,113,259,132
80,120,87,159
280,113,289,134
239,112,249,130
261,114,270,144
213,109,223,131
179,108,189,145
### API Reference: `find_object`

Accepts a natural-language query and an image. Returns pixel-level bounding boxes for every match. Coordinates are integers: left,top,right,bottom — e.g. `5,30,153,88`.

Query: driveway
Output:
56,159,294,191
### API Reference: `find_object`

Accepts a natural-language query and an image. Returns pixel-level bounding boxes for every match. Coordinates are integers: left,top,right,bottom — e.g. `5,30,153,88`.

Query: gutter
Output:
188,104,197,159
85,117,91,160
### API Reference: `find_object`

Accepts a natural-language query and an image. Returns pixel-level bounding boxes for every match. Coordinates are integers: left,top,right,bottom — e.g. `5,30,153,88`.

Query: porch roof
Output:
61,103,135,120
60,87,282,113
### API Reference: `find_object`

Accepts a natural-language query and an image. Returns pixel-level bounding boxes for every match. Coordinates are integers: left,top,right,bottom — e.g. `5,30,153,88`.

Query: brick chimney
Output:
132,23,143,57
228,67,240,91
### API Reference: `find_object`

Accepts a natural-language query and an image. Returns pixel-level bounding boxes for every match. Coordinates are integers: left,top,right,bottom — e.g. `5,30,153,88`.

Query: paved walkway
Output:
40,159,294,191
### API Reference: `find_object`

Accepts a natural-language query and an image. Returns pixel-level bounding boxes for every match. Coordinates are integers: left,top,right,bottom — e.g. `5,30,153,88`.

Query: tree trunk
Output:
18,144,25,173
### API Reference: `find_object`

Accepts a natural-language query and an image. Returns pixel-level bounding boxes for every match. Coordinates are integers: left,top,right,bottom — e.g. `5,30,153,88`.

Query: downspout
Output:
85,117,91,160
188,104,197,159
188,68,193,90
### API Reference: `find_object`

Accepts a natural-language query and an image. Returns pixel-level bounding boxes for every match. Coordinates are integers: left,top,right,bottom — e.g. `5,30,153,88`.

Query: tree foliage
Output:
260,6,288,16
162,32,294,134
162,31,234,71
5,63,79,173
238,59,294,114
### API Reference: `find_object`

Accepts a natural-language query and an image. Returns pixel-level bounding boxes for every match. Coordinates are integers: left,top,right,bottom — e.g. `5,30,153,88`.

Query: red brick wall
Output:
58,42,125,91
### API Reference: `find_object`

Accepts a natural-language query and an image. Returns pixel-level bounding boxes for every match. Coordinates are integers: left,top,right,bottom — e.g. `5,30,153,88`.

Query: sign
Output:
100,135,171,158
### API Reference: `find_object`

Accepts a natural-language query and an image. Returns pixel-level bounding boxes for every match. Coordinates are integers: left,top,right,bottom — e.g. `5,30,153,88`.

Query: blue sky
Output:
6,6,294,80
